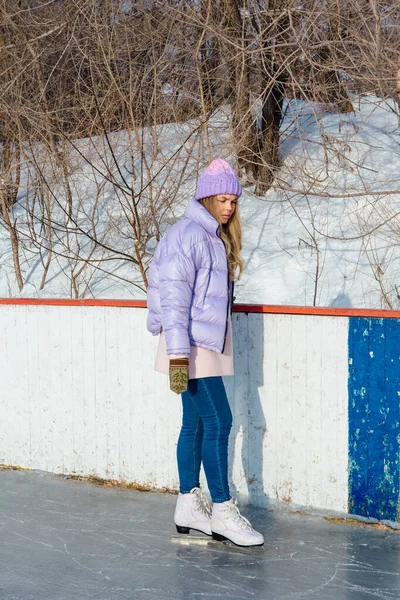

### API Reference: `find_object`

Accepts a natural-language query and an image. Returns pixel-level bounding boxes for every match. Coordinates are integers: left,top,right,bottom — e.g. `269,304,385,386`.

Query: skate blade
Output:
170,534,210,546
170,534,264,554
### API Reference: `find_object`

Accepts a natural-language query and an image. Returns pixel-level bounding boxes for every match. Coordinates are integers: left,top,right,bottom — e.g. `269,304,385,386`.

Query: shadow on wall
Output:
225,311,268,508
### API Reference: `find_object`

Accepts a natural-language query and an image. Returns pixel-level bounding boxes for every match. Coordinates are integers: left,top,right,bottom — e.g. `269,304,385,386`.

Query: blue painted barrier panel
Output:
348,317,400,520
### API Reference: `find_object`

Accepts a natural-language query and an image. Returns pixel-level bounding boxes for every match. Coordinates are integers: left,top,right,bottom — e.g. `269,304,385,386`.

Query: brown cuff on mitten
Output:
169,358,189,367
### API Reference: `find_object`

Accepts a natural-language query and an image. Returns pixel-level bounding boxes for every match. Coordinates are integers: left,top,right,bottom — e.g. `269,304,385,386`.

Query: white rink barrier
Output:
0,300,352,514
2,300,400,518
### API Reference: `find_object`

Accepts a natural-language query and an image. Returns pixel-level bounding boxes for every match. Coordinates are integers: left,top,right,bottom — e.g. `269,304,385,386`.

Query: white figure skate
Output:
174,487,212,536
211,498,264,547
171,494,264,553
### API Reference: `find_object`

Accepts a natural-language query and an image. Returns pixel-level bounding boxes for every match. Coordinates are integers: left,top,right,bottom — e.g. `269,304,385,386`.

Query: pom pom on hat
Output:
194,158,242,200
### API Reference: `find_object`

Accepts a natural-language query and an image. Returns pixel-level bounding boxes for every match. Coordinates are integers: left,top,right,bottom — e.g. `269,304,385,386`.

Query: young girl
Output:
147,158,264,547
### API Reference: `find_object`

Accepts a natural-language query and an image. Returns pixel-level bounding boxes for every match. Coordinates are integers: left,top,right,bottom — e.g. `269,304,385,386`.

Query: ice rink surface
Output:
0,468,399,600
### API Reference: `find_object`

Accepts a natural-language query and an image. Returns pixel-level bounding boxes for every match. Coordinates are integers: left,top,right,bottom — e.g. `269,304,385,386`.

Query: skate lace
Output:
225,498,253,531
191,487,212,517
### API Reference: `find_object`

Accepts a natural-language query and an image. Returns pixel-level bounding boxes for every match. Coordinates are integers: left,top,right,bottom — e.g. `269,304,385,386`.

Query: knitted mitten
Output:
169,358,189,394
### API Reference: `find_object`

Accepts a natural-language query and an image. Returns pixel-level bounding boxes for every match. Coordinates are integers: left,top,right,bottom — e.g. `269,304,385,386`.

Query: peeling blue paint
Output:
348,317,400,520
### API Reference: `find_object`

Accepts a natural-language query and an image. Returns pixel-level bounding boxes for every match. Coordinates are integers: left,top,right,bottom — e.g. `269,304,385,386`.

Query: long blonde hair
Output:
199,195,244,280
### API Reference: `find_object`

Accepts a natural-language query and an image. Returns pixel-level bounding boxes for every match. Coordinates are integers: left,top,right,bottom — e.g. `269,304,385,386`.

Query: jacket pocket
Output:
200,267,212,306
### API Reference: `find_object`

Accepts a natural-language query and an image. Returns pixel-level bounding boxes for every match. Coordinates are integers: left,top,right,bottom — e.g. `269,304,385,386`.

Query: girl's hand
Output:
169,358,189,394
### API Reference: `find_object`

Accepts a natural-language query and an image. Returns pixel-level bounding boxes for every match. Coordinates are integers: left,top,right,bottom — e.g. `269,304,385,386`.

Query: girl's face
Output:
215,194,238,224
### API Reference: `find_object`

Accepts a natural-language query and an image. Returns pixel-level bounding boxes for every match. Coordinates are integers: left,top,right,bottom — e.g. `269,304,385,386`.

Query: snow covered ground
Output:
1,95,400,308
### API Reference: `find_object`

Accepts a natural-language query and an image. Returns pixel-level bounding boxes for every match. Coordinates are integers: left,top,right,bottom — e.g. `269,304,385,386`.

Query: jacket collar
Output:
184,197,220,238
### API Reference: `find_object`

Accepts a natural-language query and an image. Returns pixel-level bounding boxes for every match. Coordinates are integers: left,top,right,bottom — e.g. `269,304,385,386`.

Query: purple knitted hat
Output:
194,158,242,200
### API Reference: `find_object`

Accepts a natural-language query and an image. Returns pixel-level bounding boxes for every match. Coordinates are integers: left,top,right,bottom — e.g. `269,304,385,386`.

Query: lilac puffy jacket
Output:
146,197,231,357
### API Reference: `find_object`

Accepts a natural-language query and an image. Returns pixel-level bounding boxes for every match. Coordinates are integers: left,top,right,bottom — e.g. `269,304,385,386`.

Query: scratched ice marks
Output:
1,469,400,600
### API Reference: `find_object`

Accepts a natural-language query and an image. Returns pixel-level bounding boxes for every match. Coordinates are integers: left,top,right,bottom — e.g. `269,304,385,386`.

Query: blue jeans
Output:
177,376,232,503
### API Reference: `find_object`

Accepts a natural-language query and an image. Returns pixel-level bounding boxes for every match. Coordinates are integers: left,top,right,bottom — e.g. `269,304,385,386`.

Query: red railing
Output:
1,297,400,318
